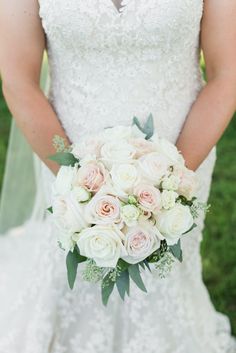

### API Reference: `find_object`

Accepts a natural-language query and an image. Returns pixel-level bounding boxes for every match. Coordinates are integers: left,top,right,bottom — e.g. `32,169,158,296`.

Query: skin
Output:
0,0,236,175
176,0,236,170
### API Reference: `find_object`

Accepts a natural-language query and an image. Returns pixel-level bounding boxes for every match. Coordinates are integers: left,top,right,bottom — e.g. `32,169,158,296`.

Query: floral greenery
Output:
0,64,236,325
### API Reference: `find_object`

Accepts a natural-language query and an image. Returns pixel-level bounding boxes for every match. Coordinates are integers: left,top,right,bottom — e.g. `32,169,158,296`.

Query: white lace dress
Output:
0,0,235,352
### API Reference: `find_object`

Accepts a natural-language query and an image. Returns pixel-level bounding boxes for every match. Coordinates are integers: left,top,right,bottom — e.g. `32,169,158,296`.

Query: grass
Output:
0,68,235,335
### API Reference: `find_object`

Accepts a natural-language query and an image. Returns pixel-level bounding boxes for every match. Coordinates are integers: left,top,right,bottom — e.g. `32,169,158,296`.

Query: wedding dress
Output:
0,0,235,352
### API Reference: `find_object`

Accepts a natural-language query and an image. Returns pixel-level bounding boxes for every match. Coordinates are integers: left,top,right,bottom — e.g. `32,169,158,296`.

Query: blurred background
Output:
0,58,235,334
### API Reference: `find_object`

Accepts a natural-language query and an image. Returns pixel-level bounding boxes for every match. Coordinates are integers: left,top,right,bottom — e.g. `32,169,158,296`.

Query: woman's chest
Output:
38,0,204,50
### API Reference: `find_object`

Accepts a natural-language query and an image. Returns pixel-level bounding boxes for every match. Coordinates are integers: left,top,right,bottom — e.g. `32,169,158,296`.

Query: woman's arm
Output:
176,0,236,171
0,0,70,175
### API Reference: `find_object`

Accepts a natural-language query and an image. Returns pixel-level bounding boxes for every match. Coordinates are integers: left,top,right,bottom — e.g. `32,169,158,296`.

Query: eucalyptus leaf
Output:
143,260,152,272
183,223,197,235
169,239,183,262
117,258,130,272
132,114,154,140
66,247,86,290
47,206,53,214
128,264,147,293
116,270,130,300
143,113,154,140
102,273,115,306
139,261,145,270
48,152,79,167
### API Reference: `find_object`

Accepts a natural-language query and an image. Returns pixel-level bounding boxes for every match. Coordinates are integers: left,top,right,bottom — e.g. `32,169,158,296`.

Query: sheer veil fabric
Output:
0,0,235,352
0,59,49,233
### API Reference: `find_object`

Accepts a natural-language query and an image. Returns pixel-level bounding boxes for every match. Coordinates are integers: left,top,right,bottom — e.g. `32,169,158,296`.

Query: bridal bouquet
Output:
48,114,207,305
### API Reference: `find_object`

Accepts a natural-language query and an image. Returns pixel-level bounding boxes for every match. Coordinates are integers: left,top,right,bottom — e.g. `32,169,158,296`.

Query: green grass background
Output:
0,63,235,335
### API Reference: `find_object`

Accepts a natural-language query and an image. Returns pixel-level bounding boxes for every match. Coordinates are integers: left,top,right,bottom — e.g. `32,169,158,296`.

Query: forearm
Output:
176,75,236,171
2,81,70,175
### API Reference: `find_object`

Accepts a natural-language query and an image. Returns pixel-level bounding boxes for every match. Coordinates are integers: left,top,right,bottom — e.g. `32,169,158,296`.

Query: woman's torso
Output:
39,0,204,143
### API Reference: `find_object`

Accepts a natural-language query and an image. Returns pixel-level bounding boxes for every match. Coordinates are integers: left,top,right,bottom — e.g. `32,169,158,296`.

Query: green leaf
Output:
132,114,154,140
169,239,183,262
132,116,143,133
48,152,79,166
47,206,53,214
128,264,147,293
116,270,130,300
143,113,154,140
102,273,115,306
183,223,197,235
117,258,130,272
66,247,86,290
143,260,152,272
139,261,145,270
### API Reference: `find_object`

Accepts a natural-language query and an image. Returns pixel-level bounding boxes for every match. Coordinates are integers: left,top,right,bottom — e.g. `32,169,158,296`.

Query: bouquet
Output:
48,114,208,305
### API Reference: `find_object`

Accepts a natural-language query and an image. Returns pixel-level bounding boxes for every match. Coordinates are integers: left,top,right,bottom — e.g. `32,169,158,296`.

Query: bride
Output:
0,0,235,352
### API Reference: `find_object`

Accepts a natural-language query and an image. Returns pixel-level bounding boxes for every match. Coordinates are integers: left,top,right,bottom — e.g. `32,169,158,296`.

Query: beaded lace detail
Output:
0,1,235,352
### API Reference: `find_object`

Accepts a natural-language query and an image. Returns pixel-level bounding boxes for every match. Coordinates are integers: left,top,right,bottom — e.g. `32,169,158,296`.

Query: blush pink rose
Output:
84,194,121,225
74,162,107,193
134,183,162,214
174,166,198,200
122,225,161,264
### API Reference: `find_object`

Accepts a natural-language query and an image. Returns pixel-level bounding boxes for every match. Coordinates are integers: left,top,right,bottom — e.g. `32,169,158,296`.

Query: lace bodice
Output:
39,0,204,143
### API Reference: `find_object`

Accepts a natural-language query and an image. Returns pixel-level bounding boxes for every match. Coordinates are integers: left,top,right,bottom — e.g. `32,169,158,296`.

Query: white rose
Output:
71,137,103,159
53,166,77,196
77,225,126,268
156,204,194,244
84,193,121,226
138,152,171,185
161,190,178,210
155,138,185,166
122,225,161,264
72,186,91,203
121,204,140,227
161,174,181,191
100,141,136,169
110,163,139,195
102,125,133,142
52,194,89,234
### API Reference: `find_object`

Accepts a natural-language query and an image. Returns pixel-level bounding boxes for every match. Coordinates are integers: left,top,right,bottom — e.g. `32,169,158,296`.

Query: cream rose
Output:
53,166,77,196
122,225,161,264
134,183,162,214
111,163,139,195
138,152,171,185
52,194,89,250
102,125,133,142
77,225,126,267
71,137,103,159
73,161,108,193
155,138,185,166
129,138,156,158
84,194,121,225
121,204,140,227
100,141,136,169
161,190,178,210
156,204,194,244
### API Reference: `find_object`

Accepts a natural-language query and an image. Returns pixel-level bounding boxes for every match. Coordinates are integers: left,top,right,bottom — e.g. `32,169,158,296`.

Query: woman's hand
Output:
176,0,236,171
0,0,70,175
